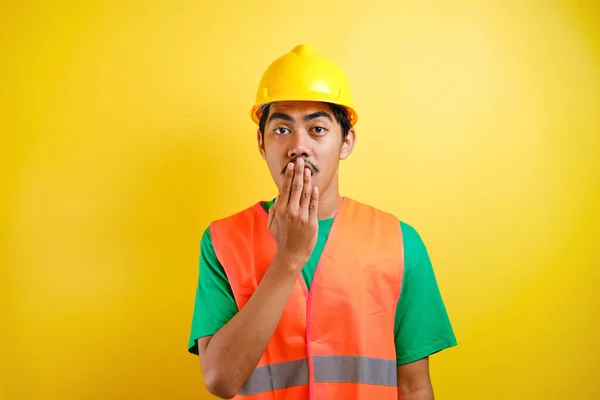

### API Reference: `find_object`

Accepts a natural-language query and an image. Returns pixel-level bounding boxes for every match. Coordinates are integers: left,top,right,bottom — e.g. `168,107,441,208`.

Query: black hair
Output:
258,103,352,140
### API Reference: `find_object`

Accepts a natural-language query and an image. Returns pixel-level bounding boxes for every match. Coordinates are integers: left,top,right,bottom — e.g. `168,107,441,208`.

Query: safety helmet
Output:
250,44,358,126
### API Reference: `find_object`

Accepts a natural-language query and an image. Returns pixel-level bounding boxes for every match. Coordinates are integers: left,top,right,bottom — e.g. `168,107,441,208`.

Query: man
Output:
188,44,457,400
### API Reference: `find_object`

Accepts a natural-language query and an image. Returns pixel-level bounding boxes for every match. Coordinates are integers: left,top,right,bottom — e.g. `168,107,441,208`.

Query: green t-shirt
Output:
188,200,457,365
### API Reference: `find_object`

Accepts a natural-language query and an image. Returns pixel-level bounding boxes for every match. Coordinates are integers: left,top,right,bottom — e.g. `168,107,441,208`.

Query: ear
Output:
257,129,266,160
339,128,356,160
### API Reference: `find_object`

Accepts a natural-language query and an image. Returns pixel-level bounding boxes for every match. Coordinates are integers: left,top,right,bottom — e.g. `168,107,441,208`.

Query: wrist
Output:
273,251,307,272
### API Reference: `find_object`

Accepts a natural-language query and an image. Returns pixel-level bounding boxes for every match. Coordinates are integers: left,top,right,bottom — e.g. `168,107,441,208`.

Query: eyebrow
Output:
268,112,293,122
305,111,333,122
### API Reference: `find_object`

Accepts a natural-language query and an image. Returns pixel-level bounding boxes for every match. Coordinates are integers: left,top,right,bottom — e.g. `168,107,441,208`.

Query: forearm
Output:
397,358,434,400
201,255,300,398
398,383,434,400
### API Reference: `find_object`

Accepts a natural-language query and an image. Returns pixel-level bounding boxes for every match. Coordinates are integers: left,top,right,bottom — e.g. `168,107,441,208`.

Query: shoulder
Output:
208,201,265,232
197,204,257,251
207,201,270,256
200,225,212,245
345,197,401,223
399,221,426,252
345,198,428,260
347,199,423,237
211,202,262,224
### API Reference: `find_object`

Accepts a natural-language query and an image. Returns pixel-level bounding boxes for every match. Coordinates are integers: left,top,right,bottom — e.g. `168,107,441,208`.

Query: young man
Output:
188,44,457,400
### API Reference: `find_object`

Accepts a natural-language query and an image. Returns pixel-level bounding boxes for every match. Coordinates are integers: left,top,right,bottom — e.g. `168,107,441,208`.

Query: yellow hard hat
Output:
251,44,358,126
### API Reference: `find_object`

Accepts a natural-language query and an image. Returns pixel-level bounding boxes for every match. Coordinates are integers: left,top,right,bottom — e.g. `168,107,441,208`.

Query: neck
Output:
316,172,342,220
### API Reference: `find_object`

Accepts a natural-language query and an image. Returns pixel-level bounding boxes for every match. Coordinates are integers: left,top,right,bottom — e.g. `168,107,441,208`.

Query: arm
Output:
197,255,302,399
197,160,319,399
397,357,434,400
393,222,458,400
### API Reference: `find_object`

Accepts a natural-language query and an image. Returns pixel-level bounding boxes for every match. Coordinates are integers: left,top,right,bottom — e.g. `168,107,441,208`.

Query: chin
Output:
311,177,320,189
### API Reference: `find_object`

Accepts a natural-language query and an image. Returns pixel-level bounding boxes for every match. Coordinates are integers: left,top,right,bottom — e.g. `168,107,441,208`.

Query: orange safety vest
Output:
210,197,404,399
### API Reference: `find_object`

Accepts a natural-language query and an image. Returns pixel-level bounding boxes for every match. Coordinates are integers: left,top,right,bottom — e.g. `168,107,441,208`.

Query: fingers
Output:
299,166,312,219
288,158,305,209
268,195,278,229
280,162,294,205
308,186,319,221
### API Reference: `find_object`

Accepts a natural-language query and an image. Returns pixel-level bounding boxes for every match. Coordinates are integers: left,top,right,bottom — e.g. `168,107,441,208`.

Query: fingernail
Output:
305,168,310,176
287,163,294,170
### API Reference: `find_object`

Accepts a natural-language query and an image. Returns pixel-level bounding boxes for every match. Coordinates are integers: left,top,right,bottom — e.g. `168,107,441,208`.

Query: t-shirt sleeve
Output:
394,222,457,365
188,226,239,355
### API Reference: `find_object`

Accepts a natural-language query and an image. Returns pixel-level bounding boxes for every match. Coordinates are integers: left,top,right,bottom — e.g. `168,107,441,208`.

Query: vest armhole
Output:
394,218,405,309
209,221,219,263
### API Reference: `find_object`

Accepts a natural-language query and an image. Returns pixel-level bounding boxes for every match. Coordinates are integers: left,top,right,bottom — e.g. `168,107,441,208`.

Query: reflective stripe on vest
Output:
239,359,308,395
239,356,396,395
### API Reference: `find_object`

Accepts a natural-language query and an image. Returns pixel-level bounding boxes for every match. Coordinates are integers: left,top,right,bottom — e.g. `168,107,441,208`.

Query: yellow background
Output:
2,1,599,399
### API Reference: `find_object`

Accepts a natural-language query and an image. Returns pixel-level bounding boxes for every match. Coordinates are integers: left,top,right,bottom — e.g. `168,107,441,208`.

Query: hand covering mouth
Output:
281,158,319,176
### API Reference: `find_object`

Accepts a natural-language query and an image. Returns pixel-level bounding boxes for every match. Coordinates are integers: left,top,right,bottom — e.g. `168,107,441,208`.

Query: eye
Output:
312,126,327,134
274,127,291,135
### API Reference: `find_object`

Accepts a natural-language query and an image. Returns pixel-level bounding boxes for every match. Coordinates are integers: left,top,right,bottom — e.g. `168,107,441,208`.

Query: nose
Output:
287,131,310,160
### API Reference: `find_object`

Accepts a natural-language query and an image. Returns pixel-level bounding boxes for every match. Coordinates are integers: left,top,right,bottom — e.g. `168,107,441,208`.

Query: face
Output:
257,101,355,196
